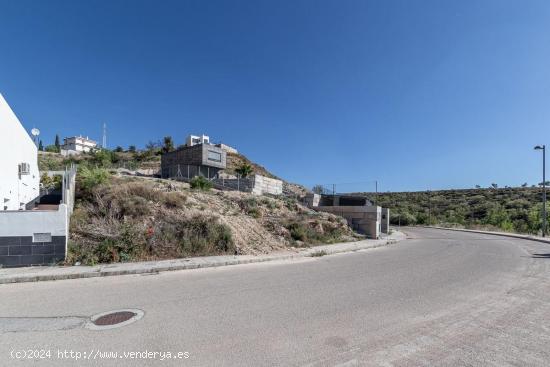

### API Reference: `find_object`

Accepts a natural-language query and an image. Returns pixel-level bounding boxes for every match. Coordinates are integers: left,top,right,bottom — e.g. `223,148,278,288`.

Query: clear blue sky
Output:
1,0,549,192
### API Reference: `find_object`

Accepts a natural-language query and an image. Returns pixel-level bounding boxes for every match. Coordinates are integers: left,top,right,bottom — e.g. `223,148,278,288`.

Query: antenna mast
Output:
102,123,107,148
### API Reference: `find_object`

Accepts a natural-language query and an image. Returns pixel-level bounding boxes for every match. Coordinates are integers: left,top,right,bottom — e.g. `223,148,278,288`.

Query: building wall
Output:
0,94,40,210
215,143,238,154
62,136,97,153
210,174,283,195
0,204,68,267
161,145,226,178
313,205,381,239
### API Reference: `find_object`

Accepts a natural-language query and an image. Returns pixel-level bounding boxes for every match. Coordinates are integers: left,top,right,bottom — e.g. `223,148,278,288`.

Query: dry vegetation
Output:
68,174,358,265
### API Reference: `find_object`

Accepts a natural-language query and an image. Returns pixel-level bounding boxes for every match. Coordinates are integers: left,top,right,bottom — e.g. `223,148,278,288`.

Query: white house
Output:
0,94,40,210
61,135,97,155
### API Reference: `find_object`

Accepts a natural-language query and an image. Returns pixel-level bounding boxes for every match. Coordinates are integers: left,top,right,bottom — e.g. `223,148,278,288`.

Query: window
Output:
18,163,30,175
207,150,222,162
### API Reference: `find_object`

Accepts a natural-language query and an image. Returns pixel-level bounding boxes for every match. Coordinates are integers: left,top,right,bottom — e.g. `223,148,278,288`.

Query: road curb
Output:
0,232,406,284
422,226,550,245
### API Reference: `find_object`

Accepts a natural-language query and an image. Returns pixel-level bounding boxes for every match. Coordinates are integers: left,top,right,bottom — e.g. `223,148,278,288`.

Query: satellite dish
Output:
31,128,40,136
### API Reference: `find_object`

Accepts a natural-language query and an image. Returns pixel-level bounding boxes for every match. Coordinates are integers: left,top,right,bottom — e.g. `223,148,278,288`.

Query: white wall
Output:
0,204,68,237
0,93,40,210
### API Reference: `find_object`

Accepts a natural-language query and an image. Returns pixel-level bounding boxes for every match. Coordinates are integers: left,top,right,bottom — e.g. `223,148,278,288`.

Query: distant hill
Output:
360,187,547,234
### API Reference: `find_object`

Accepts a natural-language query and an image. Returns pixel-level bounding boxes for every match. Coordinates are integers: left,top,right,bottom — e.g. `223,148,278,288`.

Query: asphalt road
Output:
2,227,550,366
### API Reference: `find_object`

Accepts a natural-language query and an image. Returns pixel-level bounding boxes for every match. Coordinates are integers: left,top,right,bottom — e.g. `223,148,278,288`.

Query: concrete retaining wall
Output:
314,205,381,239
0,204,68,267
251,175,283,195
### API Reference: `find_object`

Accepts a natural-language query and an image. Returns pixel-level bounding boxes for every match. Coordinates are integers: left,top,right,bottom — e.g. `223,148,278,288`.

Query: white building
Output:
0,93,40,210
61,136,97,155
186,134,210,147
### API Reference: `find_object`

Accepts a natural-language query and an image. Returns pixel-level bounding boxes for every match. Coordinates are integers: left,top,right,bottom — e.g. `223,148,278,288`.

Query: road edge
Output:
422,226,550,245
0,231,406,284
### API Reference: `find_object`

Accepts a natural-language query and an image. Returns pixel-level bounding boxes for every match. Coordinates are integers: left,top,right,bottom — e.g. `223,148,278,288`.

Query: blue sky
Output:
1,0,549,192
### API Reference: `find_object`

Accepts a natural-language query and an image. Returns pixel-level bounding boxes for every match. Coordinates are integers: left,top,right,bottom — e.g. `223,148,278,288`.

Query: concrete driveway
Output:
1,227,550,366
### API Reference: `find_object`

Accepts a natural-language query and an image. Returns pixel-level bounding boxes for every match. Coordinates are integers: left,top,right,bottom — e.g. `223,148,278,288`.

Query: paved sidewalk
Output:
0,231,406,284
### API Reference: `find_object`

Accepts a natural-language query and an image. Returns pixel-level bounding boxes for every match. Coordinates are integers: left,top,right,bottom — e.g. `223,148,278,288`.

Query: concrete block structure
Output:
161,144,226,179
0,93,40,210
251,175,283,195
306,194,386,239
212,174,283,195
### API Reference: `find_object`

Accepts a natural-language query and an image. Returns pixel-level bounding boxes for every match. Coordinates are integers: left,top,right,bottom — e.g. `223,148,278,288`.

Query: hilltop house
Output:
61,135,97,155
0,94,40,210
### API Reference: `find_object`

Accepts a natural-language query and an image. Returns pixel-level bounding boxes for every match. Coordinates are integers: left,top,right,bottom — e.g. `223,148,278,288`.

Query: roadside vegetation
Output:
66,174,358,266
364,187,550,235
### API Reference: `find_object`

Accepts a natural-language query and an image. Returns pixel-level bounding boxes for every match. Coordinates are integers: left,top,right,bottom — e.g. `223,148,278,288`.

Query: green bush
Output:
190,176,213,190
159,215,234,256
78,166,110,194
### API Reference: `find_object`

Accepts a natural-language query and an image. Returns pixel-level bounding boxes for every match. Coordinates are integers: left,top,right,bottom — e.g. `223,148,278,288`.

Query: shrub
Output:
78,166,110,194
162,191,187,209
190,176,213,190
118,196,151,217
240,197,262,217
285,219,346,245
159,215,234,256
90,149,114,168
235,163,253,178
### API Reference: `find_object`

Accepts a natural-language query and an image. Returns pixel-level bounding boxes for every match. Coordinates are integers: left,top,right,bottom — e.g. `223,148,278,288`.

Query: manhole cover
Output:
86,309,144,331
93,311,136,326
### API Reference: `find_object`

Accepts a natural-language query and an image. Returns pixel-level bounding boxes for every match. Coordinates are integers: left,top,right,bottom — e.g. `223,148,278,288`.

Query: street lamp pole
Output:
535,145,547,237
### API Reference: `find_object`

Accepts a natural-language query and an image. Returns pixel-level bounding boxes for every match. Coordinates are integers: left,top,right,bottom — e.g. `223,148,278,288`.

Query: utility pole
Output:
375,180,378,207
535,145,547,237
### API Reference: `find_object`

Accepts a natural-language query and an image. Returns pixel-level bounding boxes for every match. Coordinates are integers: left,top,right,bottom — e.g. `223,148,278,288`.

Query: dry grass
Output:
68,176,357,265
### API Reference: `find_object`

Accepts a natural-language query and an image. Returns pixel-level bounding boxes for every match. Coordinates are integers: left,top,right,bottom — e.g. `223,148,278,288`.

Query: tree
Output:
128,145,136,153
522,182,528,188
54,134,61,152
45,145,58,153
114,146,124,152
475,185,481,189
235,163,253,178
162,136,175,153
38,140,44,151
491,183,498,189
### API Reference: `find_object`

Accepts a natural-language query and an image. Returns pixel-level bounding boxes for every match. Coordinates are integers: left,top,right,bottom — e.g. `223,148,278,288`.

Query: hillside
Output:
67,174,358,265
361,187,548,234
38,149,310,195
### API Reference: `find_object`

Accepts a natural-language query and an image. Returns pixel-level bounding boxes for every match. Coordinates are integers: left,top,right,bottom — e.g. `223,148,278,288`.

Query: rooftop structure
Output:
186,134,210,147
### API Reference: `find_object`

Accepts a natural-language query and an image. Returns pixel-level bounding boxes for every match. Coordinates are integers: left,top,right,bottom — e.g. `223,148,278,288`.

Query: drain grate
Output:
86,309,144,330
92,311,136,326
